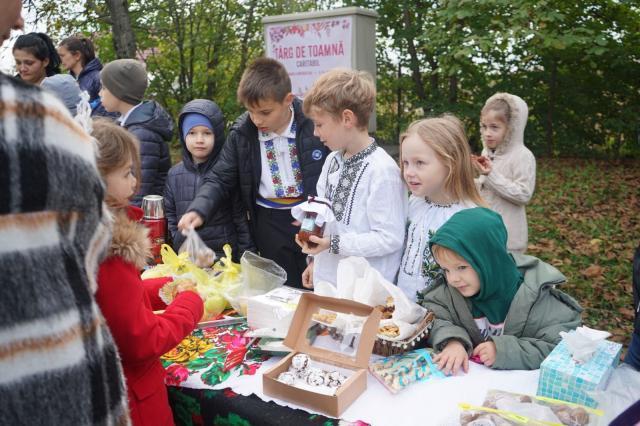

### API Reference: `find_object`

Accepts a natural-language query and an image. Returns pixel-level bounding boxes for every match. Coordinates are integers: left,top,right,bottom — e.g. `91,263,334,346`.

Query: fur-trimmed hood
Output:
107,206,151,270
482,92,529,156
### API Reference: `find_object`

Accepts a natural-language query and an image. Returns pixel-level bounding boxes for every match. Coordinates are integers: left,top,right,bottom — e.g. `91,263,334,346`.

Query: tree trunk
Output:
545,59,557,157
104,0,137,58
402,1,427,103
238,0,257,76
448,74,458,105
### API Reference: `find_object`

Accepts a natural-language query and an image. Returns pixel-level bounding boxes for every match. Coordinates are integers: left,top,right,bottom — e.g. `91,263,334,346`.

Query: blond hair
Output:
237,57,291,107
481,95,511,124
431,244,465,265
400,114,487,207
303,68,375,129
92,118,141,194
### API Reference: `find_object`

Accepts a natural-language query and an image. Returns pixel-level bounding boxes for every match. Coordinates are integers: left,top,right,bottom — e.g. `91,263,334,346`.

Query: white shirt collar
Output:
118,102,144,126
258,106,295,141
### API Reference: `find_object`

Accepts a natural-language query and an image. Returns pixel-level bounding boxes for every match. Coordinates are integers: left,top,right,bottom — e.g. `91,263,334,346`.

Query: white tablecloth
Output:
216,356,540,426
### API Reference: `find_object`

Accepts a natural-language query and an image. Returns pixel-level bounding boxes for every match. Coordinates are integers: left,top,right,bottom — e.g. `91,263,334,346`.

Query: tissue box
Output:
537,339,622,407
247,286,305,338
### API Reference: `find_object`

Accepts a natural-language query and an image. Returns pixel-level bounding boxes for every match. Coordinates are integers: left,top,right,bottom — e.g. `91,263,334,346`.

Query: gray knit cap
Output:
41,74,82,116
100,59,148,105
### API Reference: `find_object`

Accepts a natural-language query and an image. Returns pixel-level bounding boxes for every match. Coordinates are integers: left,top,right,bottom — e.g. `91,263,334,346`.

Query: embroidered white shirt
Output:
256,108,300,208
397,196,474,302
313,142,408,286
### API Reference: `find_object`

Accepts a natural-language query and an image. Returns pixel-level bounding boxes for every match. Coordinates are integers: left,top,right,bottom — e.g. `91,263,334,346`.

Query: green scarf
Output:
429,207,523,324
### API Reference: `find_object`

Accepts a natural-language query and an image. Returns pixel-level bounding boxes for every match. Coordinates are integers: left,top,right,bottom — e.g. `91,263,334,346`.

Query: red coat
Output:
96,206,203,426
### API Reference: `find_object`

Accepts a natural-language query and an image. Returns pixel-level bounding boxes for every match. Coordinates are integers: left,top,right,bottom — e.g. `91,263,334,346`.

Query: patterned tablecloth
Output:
161,322,361,426
161,322,541,426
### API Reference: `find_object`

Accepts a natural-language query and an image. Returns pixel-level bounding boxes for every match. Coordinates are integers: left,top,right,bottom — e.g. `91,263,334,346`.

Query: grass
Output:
526,158,640,346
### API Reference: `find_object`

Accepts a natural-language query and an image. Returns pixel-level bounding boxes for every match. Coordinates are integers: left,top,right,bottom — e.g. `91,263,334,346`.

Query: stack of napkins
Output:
247,286,304,338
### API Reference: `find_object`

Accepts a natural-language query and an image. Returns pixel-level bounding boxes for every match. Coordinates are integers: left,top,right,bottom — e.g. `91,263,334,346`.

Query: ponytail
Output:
60,36,96,66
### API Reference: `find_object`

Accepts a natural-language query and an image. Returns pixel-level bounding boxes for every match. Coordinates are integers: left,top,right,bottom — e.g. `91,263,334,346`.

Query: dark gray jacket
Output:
164,99,255,261
124,100,173,206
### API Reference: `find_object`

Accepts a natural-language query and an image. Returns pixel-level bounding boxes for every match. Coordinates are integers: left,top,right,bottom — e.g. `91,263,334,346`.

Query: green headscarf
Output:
429,207,523,324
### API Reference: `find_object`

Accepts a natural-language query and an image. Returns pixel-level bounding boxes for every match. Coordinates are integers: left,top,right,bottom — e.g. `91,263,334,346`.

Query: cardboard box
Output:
263,293,382,417
537,339,622,408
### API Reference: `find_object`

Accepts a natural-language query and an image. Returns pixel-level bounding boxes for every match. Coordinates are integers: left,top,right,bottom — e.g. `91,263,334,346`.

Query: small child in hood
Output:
422,207,582,374
92,118,203,426
473,93,536,253
165,99,255,261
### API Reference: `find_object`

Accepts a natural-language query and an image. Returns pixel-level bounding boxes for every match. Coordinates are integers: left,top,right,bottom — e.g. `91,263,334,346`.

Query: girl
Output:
474,93,536,253
397,115,486,302
92,119,203,426
58,36,111,116
422,207,582,374
13,32,60,85
165,99,255,261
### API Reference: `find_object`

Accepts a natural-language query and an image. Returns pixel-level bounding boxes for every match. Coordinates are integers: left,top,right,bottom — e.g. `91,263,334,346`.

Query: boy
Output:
178,58,328,288
165,99,255,261
297,68,407,287
100,58,173,206
422,207,582,374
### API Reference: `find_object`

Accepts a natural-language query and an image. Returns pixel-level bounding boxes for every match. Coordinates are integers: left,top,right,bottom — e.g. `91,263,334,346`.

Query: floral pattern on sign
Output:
161,324,270,388
268,19,351,43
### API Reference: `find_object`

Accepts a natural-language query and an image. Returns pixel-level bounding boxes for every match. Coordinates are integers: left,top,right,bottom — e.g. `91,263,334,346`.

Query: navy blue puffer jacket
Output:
124,100,174,206
164,99,255,261
71,57,116,118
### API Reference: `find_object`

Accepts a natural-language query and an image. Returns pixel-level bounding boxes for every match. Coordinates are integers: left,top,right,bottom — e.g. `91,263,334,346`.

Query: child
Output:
13,32,61,85
100,58,173,206
178,58,328,288
92,119,203,426
422,207,582,374
473,92,536,253
58,35,112,117
165,99,255,261
298,68,407,287
398,115,486,301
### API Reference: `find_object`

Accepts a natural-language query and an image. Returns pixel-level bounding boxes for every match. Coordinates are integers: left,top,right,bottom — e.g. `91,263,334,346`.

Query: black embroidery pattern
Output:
345,163,369,226
330,142,377,222
329,235,340,254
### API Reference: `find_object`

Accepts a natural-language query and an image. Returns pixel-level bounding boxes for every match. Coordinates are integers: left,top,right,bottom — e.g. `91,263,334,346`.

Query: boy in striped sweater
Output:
0,3,130,423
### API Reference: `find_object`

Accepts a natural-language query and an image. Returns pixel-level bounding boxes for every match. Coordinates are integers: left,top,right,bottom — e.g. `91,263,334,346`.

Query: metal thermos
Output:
141,195,167,264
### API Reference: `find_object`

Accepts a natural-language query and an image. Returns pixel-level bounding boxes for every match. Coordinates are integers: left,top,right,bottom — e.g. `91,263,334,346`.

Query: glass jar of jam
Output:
296,197,332,249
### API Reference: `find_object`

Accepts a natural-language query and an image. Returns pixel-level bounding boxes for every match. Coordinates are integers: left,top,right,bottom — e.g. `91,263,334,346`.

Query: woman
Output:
13,32,60,85
58,36,109,114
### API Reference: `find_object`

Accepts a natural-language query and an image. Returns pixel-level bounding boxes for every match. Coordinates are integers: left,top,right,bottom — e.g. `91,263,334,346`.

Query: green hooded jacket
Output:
422,208,583,370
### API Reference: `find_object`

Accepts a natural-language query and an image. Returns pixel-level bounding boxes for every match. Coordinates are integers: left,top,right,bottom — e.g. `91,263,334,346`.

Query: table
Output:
162,323,540,426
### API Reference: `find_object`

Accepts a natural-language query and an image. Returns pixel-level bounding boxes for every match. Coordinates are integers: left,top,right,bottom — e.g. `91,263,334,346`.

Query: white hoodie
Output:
477,93,536,253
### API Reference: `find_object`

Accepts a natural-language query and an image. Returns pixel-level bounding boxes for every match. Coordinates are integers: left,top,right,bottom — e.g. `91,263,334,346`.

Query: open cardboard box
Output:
263,293,382,418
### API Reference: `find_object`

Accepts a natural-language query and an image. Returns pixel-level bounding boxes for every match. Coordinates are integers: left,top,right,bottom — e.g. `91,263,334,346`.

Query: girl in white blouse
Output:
397,115,487,302
296,68,408,288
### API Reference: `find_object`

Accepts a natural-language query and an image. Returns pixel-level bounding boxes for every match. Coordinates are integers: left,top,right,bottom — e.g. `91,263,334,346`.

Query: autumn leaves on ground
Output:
527,159,640,347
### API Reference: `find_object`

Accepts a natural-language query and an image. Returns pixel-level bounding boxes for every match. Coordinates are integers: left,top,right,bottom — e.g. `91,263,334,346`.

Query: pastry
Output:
379,324,400,337
291,353,310,371
277,371,296,386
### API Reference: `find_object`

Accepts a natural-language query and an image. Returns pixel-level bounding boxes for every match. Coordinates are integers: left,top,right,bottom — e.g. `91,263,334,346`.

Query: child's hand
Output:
433,340,469,376
175,280,198,295
178,212,204,232
472,155,492,175
472,341,497,367
302,262,314,289
294,234,330,255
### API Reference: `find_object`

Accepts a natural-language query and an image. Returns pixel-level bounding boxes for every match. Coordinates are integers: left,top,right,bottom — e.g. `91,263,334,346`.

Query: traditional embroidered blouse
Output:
256,108,304,208
397,196,474,301
313,141,407,286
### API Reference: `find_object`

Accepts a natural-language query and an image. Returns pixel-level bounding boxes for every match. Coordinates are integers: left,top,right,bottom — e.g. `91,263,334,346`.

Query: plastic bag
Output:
460,390,603,425
369,348,446,393
223,251,286,316
591,363,640,424
179,227,216,268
